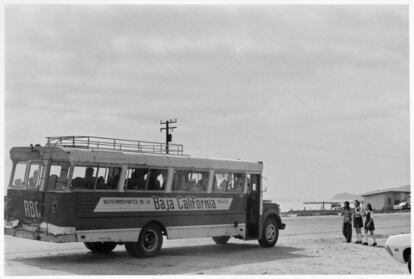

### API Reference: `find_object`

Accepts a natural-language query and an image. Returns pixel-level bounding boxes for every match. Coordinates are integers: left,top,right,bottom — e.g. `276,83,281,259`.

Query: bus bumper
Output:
4,221,77,243
5,227,77,243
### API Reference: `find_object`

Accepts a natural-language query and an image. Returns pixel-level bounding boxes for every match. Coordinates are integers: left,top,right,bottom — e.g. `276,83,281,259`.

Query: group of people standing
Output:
342,200,377,246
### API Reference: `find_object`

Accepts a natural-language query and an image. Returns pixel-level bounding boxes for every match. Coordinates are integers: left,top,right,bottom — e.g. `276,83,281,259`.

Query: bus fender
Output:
262,210,286,230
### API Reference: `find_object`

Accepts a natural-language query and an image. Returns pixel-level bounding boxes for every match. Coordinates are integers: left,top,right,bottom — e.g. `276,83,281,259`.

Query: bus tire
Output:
212,236,230,245
258,217,279,248
125,223,163,258
84,242,117,253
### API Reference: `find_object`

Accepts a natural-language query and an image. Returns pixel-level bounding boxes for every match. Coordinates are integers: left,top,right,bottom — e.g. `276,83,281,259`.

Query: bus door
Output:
246,173,261,238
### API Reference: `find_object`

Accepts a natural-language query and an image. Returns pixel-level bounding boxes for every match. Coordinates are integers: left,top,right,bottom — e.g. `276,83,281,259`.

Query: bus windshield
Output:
10,161,26,188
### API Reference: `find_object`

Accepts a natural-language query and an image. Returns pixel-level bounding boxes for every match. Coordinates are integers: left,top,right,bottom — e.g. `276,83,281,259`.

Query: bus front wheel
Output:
212,236,230,245
84,242,117,253
258,217,279,248
125,223,163,258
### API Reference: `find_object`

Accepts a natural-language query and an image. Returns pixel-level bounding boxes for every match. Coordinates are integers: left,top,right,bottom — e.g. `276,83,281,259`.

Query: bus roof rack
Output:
45,136,184,156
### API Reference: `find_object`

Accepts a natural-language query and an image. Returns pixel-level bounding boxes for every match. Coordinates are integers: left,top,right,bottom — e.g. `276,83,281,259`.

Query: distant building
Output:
361,185,410,211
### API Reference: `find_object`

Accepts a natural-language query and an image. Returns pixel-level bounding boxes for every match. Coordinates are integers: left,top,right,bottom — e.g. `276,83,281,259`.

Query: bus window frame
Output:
124,166,169,193
171,168,191,193
146,168,168,192
69,164,122,192
188,169,210,193
95,165,122,192
45,161,71,192
212,170,229,193
172,168,210,194
124,166,150,192
227,172,246,193
69,164,98,191
212,170,247,194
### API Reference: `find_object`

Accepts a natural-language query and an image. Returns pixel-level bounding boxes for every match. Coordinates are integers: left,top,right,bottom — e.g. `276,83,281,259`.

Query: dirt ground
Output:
4,212,410,275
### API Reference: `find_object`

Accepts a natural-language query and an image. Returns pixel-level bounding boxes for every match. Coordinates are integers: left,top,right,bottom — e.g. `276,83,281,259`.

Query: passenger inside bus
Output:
189,178,198,191
213,173,227,192
189,172,208,192
84,167,96,189
198,173,208,190
127,168,148,190
14,178,23,188
71,166,97,189
228,173,244,192
234,173,244,192
108,167,121,189
147,169,167,190
96,176,105,188
147,171,161,190
28,170,39,189
219,178,228,190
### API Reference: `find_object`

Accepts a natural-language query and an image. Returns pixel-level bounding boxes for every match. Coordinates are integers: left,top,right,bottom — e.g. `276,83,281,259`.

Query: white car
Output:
384,234,411,273
393,202,410,210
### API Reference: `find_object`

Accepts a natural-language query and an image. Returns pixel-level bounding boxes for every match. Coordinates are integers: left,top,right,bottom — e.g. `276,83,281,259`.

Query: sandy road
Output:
4,212,410,275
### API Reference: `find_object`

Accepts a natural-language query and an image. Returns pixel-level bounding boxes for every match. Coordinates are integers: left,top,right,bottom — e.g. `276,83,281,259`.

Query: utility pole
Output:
160,119,177,154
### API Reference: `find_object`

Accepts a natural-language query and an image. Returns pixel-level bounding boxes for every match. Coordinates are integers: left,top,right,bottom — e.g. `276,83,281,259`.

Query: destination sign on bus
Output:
94,196,233,212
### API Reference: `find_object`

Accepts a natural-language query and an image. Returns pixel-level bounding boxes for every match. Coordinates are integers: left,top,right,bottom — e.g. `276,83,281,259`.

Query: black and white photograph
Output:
3,2,411,276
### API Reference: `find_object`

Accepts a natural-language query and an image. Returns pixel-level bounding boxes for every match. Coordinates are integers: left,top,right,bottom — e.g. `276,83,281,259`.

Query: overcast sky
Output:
5,5,409,201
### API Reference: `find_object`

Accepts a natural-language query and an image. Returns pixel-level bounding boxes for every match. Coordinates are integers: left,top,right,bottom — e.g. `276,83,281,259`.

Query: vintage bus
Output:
5,136,285,257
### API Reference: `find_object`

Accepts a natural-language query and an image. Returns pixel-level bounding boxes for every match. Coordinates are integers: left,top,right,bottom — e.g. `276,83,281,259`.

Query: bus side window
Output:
48,162,70,191
235,173,245,192
172,170,191,192
189,171,208,192
71,166,97,190
11,161,26,188
227,173,245,193
147,169,167,191
213,172,228,192
125,168,148,190
95,166,121,190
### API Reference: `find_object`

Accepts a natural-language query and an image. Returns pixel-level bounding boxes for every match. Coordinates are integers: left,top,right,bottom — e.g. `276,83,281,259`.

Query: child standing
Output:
363,203,377,246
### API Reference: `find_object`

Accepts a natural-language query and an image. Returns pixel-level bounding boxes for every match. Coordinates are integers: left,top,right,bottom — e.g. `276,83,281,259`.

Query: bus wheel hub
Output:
266,224,276,241
143,229,158,252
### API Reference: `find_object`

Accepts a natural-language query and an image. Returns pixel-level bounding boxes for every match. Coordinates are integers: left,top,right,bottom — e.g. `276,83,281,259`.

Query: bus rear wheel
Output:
84,242,117,253
125,223,163,258
212,236,230,245
258,217,279,248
